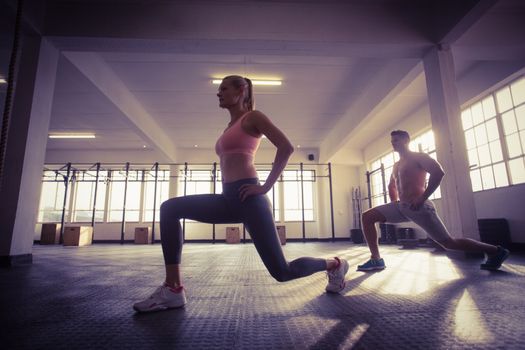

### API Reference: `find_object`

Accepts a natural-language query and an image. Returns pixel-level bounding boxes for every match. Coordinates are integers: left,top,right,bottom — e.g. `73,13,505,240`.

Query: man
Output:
357,130,509,272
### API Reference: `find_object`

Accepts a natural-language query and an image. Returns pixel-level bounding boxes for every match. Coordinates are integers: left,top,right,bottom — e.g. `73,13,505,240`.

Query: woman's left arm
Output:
239,111,294,201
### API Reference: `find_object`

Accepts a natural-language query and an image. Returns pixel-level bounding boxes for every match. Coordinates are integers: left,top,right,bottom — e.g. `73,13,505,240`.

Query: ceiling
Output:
5,0,525,163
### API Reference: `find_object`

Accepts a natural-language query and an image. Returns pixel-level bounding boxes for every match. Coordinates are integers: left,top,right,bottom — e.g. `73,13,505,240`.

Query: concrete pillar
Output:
423,45,479,240
169,164,181,198
0,37,59,266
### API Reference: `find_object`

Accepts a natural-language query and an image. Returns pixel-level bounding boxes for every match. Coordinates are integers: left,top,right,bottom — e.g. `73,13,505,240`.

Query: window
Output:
409,130,441,199
462,96,506,191
282,169,315,221
143,169,170,222
37,163,322,227
108,170,142,222
501,78,525,184
369,152,399,207
462,76,525,191
72,170,107,222
178,169,214,196
38,171,70,222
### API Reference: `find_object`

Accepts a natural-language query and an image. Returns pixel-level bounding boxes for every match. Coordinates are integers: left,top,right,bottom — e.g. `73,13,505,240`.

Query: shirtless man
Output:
357,130,509,272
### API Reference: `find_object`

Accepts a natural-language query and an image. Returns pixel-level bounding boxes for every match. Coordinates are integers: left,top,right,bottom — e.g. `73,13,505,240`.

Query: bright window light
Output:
212,79,282,86
48,133,96,139
0,78,7,84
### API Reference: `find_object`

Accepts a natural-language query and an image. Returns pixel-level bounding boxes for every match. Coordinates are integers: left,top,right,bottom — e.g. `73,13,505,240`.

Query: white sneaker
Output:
325,257,349,293
133,285,187,313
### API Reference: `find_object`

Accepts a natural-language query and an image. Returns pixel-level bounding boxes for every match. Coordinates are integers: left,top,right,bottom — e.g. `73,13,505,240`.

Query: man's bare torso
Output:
392,153,428,203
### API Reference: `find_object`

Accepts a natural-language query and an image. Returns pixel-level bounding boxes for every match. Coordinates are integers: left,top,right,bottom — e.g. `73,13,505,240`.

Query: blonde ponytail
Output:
244,77,254,111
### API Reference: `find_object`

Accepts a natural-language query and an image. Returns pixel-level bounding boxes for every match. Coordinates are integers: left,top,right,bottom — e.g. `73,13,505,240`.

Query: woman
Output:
133,75,349,313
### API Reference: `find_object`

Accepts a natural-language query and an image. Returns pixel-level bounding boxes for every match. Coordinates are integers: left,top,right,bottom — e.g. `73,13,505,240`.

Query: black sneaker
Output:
480,246,510,271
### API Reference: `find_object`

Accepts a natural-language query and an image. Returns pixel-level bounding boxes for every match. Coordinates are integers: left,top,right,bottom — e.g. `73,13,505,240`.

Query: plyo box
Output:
134,227,152,244
40,223,61,244
226,227,240,244
63,226,93,246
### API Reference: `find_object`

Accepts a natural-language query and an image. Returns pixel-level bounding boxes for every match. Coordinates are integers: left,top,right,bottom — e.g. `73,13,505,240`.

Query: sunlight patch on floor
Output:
350,251,463,296
284,316,370,349
498,263,525,276
338,323,370,349
453,289,495,343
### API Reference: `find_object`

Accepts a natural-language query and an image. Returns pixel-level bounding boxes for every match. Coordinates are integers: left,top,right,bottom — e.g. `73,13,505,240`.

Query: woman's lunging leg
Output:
242,195,333,282
160,194,239,286
133,194,240,313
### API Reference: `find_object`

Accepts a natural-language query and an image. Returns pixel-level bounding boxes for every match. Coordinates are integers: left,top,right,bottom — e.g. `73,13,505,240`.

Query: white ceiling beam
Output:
50,37,430,60
453,46,525,62
63,52,177,162
319,61,423,162
439,0,499,45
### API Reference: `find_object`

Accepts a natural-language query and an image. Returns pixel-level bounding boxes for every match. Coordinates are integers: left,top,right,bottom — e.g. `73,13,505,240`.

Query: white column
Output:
169,164,181,198
423,45,478,240
0,38,59,265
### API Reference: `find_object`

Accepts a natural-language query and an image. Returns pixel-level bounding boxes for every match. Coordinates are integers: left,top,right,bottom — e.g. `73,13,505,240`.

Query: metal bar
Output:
151,162,159,244
272,180,276,220
300,163,306,242
212,162,217,243
367,167,383,175
120,162,130,244
182,162,188,241
90,163,100,236
328,162,335,241
42,161,332,167
366,171,372,209
380,163,388,204
59,162,71,244
39,161,336,245
357,187,362,229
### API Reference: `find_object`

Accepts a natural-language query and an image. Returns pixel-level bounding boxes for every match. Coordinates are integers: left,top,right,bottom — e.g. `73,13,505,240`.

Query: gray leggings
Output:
160,178,326,282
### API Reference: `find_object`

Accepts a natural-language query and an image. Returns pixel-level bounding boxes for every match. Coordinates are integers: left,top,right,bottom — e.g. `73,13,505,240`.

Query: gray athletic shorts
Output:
374,200,452,243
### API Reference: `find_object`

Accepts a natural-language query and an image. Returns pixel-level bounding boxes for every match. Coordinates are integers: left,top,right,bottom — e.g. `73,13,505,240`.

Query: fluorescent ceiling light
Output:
212,79,282,86
49,133,96,139
0,78,7,84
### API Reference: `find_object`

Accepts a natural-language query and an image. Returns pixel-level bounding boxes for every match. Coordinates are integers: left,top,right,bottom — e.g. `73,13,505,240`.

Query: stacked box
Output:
41,223,61,244
63,226,93,246
134,227,152,244
226,227,240,244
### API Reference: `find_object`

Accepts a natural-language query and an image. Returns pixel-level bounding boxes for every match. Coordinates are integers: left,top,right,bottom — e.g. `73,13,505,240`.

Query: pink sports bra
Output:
215,113,261,157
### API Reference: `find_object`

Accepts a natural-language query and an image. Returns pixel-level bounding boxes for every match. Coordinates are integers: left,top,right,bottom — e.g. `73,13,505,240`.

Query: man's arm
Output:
417,153,445,201
388,163,399,202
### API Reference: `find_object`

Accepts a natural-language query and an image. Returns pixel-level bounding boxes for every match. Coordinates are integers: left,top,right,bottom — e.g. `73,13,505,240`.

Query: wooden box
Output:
134,227,152,244
276,225,286,245
63,226,93,246
226,227,240,244
40,223,61,245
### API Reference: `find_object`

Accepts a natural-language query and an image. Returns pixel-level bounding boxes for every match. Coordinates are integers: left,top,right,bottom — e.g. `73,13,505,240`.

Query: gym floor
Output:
1,242,524,349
